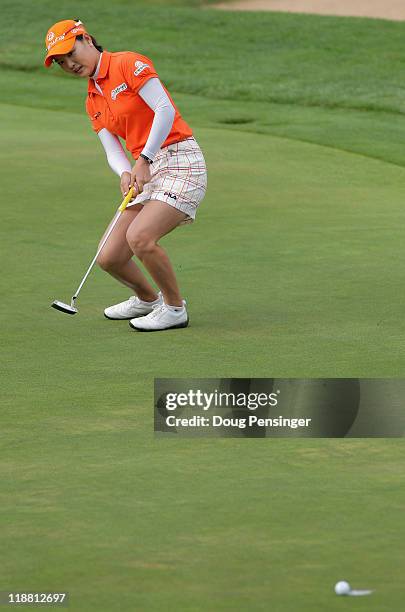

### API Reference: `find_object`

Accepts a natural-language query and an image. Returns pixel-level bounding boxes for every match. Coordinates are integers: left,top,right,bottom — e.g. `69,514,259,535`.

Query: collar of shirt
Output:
91,52,103,79
88,51,112,93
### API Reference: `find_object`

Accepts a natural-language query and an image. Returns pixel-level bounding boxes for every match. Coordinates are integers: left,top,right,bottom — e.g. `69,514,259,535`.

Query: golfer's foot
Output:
104,293,162,320
129,301,188,332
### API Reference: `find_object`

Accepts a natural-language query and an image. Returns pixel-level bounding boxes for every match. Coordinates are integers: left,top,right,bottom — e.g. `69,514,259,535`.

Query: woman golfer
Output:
44,19,207,331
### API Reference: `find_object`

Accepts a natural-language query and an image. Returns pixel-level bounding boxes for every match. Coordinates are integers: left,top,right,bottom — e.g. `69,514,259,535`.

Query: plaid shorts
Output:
128,137,207,223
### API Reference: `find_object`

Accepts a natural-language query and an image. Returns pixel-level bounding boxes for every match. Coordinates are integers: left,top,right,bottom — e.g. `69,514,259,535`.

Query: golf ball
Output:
335,581,351,595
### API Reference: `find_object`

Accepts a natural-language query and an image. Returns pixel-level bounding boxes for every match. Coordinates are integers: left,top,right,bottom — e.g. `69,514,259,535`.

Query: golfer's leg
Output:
125,200,188,307
96,206,158,302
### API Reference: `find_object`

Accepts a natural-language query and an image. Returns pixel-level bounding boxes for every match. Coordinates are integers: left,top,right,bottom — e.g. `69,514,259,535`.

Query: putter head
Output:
51,300,78,315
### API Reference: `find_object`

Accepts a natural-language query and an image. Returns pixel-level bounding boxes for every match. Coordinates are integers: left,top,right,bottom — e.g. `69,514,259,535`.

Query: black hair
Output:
75,34,103,52
74,19,103,52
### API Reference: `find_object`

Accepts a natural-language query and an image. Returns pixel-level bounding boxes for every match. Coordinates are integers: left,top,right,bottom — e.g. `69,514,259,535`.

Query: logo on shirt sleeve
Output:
134,60,150,76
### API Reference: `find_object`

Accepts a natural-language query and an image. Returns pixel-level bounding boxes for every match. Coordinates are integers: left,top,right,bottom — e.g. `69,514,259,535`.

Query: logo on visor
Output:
47,34,66,51
46,21,84,51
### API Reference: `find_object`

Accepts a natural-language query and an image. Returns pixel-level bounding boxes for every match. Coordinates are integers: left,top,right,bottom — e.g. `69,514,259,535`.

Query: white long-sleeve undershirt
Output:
97,77,176,176
97,129,132,177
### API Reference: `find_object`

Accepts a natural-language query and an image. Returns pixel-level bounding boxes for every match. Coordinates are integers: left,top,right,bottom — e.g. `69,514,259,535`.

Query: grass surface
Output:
1,1,405,610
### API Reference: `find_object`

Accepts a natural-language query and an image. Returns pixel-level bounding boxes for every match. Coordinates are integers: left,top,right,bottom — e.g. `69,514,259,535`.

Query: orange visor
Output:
44,19,88,67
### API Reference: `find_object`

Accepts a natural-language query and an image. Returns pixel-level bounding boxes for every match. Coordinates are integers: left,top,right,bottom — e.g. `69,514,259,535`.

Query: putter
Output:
51,187,135,315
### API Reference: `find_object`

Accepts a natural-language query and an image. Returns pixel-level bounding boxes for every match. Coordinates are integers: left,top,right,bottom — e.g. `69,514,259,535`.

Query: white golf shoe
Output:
129,300,188,332
104,293,163,320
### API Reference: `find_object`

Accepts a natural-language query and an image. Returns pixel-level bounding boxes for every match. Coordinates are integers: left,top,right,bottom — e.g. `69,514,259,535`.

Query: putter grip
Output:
119,186,135,212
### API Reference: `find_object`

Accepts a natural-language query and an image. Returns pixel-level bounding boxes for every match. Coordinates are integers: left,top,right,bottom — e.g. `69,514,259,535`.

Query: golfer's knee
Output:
126,230,156,258
96,251,123,272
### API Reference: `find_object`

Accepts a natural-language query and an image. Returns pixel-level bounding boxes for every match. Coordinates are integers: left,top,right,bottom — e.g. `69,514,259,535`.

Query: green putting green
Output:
1,1,405,610
3,103,405,377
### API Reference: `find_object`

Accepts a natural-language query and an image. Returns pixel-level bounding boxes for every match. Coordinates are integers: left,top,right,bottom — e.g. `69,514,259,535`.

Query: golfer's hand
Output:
130,157,152,194
120,171,137,201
